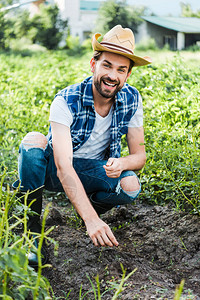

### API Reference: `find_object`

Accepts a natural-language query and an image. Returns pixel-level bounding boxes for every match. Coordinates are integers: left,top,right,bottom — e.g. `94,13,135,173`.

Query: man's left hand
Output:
103,157,123,178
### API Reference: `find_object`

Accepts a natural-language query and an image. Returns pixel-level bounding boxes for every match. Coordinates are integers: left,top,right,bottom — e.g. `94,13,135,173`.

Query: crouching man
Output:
13,24,151,267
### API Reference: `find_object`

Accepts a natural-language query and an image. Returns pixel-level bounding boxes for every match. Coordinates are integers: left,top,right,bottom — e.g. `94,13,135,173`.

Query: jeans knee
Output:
120,176,140,192
119,176,141,201
21,132,48,151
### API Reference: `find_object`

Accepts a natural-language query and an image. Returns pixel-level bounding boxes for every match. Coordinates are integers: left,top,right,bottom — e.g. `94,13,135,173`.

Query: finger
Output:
91,235,99,247
107,174,119,178
104,162,120,172
103,163,114,170
105,171,120,178
106,157,114,166
101,233,114,247
97,235,106,247
106,228,119,247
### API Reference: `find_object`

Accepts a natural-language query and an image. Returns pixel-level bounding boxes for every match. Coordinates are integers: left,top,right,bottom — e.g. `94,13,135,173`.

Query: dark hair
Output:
93,50,134,73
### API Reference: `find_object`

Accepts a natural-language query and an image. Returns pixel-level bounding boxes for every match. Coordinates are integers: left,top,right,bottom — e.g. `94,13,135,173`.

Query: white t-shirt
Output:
49,95,143,159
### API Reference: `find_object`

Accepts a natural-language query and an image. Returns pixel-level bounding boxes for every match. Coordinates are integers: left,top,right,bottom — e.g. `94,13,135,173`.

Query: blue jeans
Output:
15,142,141,206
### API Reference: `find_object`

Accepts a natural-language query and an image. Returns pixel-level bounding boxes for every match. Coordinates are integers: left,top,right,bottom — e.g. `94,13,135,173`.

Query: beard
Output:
93,75,123,99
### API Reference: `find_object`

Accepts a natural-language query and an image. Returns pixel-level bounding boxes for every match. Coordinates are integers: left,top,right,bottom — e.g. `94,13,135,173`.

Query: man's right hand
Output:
85,217,119,247
51,122,119,248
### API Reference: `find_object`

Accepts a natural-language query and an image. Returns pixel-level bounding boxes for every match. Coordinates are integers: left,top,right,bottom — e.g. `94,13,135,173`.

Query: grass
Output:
135,48,200,67
0,169,53,299
0,48,199,209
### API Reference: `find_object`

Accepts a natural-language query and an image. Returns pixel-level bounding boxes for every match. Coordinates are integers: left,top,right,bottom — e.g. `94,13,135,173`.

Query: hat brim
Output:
92,33,152,67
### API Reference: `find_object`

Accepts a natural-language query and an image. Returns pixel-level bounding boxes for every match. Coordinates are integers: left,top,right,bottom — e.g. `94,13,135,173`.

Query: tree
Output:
30,4,68,49
95,0,146,34
13,10,32,39
0,1,29,49
0,11,7,49
0,0,15,6
0,2,15,50
180,3,200,18
0,3,68,50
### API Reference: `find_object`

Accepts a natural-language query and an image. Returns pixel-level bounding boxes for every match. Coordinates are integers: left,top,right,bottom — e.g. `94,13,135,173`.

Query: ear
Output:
90,57,96,73
126,70,132,81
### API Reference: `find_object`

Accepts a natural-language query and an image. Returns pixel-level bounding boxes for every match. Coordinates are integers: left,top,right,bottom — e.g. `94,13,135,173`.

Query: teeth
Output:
105,81,115,87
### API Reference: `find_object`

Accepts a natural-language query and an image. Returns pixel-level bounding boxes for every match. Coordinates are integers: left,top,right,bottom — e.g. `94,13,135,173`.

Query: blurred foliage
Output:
96,0,145,34
65,36,93,56
30,4,68,49
0,0,15,5
0,8,14,50
135,38,159,51
0,4,68,50
126,56,200,213
181,3,200,17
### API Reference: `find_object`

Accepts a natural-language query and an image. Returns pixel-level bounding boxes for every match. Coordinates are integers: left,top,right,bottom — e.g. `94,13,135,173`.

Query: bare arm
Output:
50,121,118,247
103,126,146,177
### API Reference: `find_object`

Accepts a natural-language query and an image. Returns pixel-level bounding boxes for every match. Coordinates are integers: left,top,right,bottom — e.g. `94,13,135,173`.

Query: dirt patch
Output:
42,199,200,299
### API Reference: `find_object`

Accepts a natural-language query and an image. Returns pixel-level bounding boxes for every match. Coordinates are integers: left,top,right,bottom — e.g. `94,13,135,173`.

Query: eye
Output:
118,68,125,73
103,63,111,68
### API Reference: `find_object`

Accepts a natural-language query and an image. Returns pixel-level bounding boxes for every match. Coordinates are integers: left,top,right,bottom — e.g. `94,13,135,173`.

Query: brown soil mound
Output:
42,200,200,299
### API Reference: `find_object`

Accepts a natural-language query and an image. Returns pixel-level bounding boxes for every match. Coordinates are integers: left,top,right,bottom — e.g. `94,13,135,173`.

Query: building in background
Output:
139,16,200,50
54,0,102,42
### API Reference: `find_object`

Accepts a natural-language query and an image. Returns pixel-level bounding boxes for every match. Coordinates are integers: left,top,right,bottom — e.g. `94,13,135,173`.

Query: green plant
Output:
126,56,200,213
181,3,200,17
174,279,185,300
30,4,68,49
96,0,145,34
185,44,200,52
78,264,137,299
1,3,68,50
0,167,55,299
66,35,82,55
135,38,158,51
0,6,14,50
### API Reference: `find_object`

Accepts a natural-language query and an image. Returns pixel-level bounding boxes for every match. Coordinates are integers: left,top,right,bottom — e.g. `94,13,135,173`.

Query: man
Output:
13,25,151,266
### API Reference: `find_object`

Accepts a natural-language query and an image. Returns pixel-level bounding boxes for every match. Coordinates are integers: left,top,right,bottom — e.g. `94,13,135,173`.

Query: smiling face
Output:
90,52,132,101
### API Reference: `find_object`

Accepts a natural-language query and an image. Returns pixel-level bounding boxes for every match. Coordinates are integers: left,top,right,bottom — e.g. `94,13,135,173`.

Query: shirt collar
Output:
82,77,94,108
82,76,125,107
115,88,125,104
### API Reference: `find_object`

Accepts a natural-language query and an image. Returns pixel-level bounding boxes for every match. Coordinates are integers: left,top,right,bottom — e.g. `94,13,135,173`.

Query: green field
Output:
0,49,199,212
0,49,199,298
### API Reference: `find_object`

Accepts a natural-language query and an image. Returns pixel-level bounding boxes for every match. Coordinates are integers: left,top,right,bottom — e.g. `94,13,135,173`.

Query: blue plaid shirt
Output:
48,76,139,158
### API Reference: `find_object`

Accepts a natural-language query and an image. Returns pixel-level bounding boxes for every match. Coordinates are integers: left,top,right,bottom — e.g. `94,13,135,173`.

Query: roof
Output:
80,1,101,11
142,16,200,33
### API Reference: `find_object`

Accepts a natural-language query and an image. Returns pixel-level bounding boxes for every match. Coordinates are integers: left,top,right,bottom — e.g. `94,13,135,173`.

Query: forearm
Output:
57,163,118,247
51,122,118,247
118,152,146,172
122,126,146,172
57,164,98,222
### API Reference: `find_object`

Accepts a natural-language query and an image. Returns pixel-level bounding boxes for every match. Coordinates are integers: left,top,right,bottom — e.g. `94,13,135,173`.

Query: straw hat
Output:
92,25,152,67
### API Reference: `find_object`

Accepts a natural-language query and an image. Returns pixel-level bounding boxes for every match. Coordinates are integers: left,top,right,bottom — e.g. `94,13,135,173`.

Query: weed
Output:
174,279,185,300
78,264,137,299
0,168,54,299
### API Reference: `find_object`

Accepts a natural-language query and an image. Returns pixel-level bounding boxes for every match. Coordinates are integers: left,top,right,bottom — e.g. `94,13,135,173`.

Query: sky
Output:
127,0,200,16
90,0,200,16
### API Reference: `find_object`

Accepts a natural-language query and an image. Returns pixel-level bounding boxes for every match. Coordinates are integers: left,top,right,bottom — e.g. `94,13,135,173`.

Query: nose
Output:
107,69,118,81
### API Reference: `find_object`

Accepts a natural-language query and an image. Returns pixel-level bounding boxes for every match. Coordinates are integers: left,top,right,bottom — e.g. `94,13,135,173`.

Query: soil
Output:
42,196,200,299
